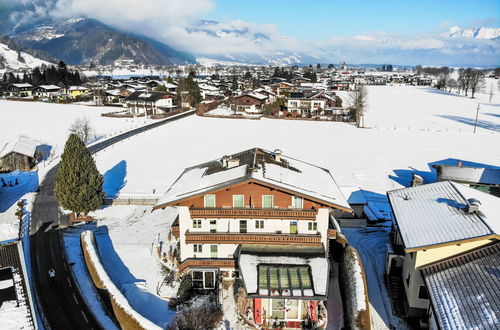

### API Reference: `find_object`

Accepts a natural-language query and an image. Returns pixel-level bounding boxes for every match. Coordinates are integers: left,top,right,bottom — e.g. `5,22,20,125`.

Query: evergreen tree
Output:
231,76,238,91
55,134,104,215
176,71,202,107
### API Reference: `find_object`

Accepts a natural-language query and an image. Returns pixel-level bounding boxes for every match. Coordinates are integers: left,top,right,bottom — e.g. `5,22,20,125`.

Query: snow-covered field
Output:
1,83,499,329
94,85,500,199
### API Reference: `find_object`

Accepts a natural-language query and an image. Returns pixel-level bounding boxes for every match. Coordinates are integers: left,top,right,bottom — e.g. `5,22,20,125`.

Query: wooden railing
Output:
328,229,337,239
178,258,237,272
171,225,180,239
185,231,322,246
189,208,317,220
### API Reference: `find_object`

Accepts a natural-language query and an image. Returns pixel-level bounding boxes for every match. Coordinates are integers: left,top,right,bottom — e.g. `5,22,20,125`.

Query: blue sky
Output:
208,0,500,40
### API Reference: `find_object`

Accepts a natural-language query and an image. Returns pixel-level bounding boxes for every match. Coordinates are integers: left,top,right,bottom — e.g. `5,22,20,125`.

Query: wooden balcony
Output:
185,231,322,247
189,208,317,220
328,229,337,239
178,258,237,272
171,225,180,239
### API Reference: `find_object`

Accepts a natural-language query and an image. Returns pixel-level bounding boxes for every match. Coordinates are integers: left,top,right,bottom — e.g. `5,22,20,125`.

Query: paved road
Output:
29,111,194,329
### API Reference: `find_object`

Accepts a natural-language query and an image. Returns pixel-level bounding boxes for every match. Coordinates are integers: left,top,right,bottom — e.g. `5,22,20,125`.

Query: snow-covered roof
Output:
422,242,500,330
434,164,500,186
68,86,90,91
0,136,39,158
156,147,351,211
37,85,61,90
388,181,500,251
238,245,329,298
11,83,32,88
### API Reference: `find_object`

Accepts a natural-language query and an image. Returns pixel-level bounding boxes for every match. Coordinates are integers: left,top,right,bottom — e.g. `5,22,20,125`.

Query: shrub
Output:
169,274,193,308
168,303,223,330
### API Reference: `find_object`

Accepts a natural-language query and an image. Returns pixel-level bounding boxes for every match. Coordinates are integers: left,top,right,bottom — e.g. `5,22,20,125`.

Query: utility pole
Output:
473,104,480,134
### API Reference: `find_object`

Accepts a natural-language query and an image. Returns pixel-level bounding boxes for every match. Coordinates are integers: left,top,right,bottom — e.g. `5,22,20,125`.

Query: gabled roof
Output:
125,91,168,102
422,242,500,330
155,147,351,211
388,181,499,251
0,136,39,158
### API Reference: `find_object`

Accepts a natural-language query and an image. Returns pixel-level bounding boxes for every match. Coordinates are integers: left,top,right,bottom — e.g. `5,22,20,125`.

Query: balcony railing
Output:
185,231,322,246
178,258,237,272
189,208,317,220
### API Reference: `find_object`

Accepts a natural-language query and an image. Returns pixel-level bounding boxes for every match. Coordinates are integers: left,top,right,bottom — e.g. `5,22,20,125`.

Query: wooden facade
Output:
189,208,317,219
178,258,237,272
0,152,36,172
185,231,322,246
172,181,328,210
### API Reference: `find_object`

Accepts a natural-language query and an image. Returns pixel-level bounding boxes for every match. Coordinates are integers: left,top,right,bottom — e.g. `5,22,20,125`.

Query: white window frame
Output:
233,195,244,208
194,244,202,253
262,195,274,209
209,219,217,233
308,221,317,231
204,194,216,208
291,196,304,209
255,220,264,229
193,219,202,229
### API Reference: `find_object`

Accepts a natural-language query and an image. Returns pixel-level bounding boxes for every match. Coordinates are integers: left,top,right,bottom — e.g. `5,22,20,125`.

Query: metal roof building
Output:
422,242,500,330
387,181,499,251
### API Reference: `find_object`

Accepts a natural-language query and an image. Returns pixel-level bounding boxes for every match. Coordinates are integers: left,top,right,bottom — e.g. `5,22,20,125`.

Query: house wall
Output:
178,206,330,262
414,239,493,268
401,251,429,315
0,152,34,172
174,182,326,209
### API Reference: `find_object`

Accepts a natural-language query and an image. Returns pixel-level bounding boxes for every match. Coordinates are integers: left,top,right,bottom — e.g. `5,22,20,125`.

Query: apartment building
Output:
154,147,352,327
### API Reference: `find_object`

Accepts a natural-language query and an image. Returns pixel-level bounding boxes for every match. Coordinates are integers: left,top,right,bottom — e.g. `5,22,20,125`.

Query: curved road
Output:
29,111,194,329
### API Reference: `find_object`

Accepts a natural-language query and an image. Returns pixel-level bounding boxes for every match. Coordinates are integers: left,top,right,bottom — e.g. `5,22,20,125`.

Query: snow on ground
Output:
0,42,52,71
0,100,151,158
93,86,500,199
86,206,178,326
343,227,408,330
0,272,32,330
63,229,119,330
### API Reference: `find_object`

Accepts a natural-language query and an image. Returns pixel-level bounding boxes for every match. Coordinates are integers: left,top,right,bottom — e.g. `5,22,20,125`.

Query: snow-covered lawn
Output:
0,100,152,157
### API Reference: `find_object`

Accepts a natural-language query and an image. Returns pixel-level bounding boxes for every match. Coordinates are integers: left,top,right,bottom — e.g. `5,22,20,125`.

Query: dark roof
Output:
125,91,168,102
422,242,500,330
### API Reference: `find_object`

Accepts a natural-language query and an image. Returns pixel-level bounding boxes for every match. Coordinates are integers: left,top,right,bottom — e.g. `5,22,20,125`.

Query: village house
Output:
32,85,62,99
0,136,40,172
5,83,33,98
229,93,268,114
386,181,499,328
154,148,352,328
67,86,91,99
125,91,176,116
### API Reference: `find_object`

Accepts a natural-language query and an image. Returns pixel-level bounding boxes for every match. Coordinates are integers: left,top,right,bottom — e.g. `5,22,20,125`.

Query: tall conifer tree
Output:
55,134,104,214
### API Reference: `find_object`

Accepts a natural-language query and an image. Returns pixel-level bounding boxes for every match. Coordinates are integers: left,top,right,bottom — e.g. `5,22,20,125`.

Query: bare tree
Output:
349,85,368,128
457,68,471,96
69,117,94,144
469,70,485,98
489,83,494,103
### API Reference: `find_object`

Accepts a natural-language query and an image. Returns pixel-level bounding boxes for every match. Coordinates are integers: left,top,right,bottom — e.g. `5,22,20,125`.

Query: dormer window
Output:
204,194,216,208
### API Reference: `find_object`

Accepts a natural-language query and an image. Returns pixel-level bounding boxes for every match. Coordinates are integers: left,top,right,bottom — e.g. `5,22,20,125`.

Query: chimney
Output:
466,198,481,213
274,149,282,162
227,158,240,168
221,155,229,168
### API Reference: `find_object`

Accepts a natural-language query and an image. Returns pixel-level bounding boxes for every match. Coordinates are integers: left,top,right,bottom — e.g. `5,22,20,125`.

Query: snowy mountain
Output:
190,20,325,66
9,18,196,66
0,38,53,70
443,26,500,39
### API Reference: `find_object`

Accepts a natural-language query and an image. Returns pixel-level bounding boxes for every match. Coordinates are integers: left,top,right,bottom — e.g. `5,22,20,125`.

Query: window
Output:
192,271,204,289
290,221,298,234
271,299,285,319
204,271,214,289
240,220,247,233
291,196,303,209
193,219,202,229
210,220,217,233
204,194,216,208
210,245,218,258
233,195,244,208
192,270,215,290
193,244,202,253
262,195,274,208
255,220,264,229
308,222,317,231
418,286,429,300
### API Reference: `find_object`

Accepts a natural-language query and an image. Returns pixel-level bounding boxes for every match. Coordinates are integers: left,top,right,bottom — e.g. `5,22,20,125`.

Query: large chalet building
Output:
154,148,352,327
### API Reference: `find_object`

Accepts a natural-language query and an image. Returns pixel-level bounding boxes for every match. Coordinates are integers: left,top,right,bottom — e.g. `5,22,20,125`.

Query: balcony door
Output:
290,221,298,234
210,245,218,258
240,220,247,233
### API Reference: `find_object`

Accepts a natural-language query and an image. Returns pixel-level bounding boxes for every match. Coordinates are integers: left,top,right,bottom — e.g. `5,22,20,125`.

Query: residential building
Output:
5,83,33,98
154,147,352,328
125,91,176,116
386,181,499,326
67,86,91,99
32,85,61,99
229,93,268,114
0,136,40,172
